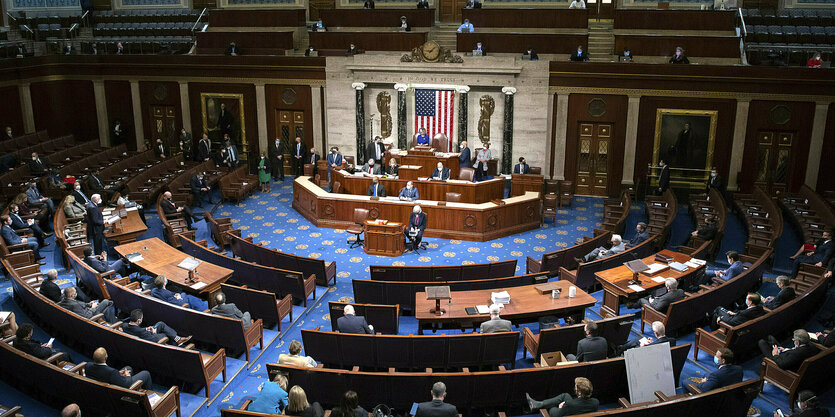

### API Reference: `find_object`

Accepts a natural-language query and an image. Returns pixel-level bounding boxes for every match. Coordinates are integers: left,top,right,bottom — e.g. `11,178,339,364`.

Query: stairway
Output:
431,23,459,52
587,19,614,62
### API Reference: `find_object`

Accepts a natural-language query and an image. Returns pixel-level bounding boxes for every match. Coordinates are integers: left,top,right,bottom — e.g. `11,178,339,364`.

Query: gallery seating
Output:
779,184,835,243
228,233,337,287
558,235,659,292
369,259,516,282
522,314,634,361
220,283,293,330
327,301,399,335
733,185,783,256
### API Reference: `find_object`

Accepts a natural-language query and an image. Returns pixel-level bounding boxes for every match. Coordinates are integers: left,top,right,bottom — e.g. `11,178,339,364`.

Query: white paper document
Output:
644,263,668,275
490,291,510,305
651,276,667,283
628,284,645,292
177,257,201,271
476,305,490,314
190,282,207,290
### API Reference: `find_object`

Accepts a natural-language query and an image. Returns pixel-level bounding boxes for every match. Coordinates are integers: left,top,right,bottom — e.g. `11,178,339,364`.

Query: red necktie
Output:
368,167,372,174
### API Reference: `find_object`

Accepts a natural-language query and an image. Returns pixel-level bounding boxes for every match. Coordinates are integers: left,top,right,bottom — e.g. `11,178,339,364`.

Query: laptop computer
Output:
521,54,531,60
308,50,319,57
472,49,483,56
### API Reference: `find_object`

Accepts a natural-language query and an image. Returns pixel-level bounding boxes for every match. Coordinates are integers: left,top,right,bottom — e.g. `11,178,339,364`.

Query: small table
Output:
510,174,544,197
414,281,596,334
364,220,404,257
115,238,233,303
594,249,706,318
103,206,147,245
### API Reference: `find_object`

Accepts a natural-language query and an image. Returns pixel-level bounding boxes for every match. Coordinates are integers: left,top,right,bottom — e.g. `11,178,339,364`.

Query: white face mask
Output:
32,157,37,160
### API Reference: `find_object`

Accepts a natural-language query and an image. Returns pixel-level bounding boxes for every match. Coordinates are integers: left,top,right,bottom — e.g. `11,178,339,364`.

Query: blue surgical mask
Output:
713,356,720,365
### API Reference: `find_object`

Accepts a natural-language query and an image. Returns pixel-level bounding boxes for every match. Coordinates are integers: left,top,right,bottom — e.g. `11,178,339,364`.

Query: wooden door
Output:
439,0,467,23
575,123,611,196
150,105,177,148
587,0,615,19
753,131,794,197
276,110,307,175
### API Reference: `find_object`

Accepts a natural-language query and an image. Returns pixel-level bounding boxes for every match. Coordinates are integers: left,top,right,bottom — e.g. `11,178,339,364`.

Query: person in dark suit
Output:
8,203,50,247
473,42,485,55
657,159,670,194
122,309,190,345
83,246,128,278
153,138,167,159
197,133,212,162
220,139,239,169
85,194,105,254
711,293,766,331
58,285,117,322
431,162,450,181
190,172,214,207
85,347,152,389
226,41,241,56
29,152,50,176
526,377,599,417
398,181,419,201
636,278,684,312
416,0,429,8
386,158,399,176
4,126,13,140
690,216,718,241
2,215,43,260
363,0,375,8
26,181,55,215
480,304,512,333
86,169,113,201
150,275,208,311
367,177,386,197
366,137,386,165
270,137,286,181
669,46,690,64
566,321,608,362
308,147,321,170
790,230,832,278
404,205,427,251
332,391,367,417
513,157,531,174
616,321,676,355
346,43,358,56
61,404,80,417
326,146,343,189
758,329,820,372
416,382,458,417
776,390,829,417
292,137,307,177
398,16,411,32
763,275,796,310
694,347,743,392
695,250,744,289
210,292,252,330
458,140,471,169
707,167,723,192
361,159,381,175
160,191,200,230
524,47,539,61
71,183,91,206
13,323,68,362
626,222,649,247
336,305,373,334
40,269,89,304
813,326,835,348
569,45,589,62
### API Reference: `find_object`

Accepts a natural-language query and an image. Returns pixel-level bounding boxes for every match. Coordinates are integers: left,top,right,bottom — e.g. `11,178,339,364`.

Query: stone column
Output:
621,95,641,186
455,85,470,150
130,81,146,151
353,82,367,163
311,85,326,153
395,83,408,150
18,83,35,134
501,87,516,175
93,80,110,146
255,83,269,157
805,101,830,189
552,93,569,180
178,81,191,134
727,98,750,191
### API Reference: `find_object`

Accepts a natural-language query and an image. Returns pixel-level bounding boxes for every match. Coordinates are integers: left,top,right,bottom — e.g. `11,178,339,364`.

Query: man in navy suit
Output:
616,321,676,355
336,305,373,334
791,230,832,277
763,275,796,310
626,222,649,247
150,275,208,311
122,309,190,345
85,347,152,389
656,159,670,195
431,162,450,181
758,329,820,372
404,205,427,251
694,348,743,392
326,146,343,191
696,250,744,289
1,215,42,260
72,183,91,205
190,172,214,207
26,181,55,215
398,181,419,201
8,203,50,247
458,141,471,169
711,293,765,330
85,194,105,255
513,157,531,174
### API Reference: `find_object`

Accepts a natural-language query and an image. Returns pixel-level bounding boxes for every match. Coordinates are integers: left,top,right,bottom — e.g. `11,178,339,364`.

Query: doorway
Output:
574,122,611,196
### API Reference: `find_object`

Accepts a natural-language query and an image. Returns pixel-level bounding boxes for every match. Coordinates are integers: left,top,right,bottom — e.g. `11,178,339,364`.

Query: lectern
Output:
425,285,451,316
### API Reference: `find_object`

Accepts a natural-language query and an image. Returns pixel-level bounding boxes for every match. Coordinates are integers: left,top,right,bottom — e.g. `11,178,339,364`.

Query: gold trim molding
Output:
548,85,835,103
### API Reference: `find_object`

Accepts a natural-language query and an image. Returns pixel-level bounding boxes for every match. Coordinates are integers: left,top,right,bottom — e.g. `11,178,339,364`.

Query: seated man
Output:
711,292,765,331
398,181,419,201
360,158,381,175
695,250,744,289
416,382,457,417
577,234,624,263
8,203,51,247
431,162,450,181
763,275,796,310
40,269,90,304
626,222,649,247
569,45,589,62
634,278,684,312
85,347,152,389
480,304,512,333
13,323,68,362
616,321,676,355
190,171,215,207
58,287,117,324
150,275,209,311
122,309,191,346
694,348,743,392
26,181,55,215
86,169,114,201
210,292,252,330
758,329,820,372
790,229,832,277
1,215,43,260
567,321,607,362
367,177,386,197
526,377,599,417
336,304,374,334
690,216,718,241
513,157,531,174
29,152,50,176
83,246,128,277
777,390,828,417
404,205,427,251
160,191,201,231
456,19,474,33
278,339,317,367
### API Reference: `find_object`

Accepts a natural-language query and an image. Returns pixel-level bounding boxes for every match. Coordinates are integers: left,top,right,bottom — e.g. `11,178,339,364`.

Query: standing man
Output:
86,194,105,255
366,136,385,166
269,137,285,181
154,138,167,159
293,137,307,177
220,139,239,169
112,120,127,145
458,141,471,169
309,147,320,170
475,143,491,181
198,133,212,162
513,157,531,174
657,159,670,195
326,146,343,191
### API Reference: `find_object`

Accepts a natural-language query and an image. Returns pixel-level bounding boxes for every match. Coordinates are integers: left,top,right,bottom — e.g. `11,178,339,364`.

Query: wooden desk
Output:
510,174,544,197
333,169,504,203
319,9,435,27
308,31,427,51
364,221,405,257
398,152,460,179
594,249,705,318
457,32,588,54
462,8,588,28
103,206,147,245
115,238,233,300
414,280,595,334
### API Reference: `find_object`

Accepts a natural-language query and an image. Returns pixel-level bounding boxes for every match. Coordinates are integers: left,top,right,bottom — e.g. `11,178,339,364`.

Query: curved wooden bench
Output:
558,235,659,292
526,230,612,277
370,259,517,282
229,233,337,287
522,314,634,361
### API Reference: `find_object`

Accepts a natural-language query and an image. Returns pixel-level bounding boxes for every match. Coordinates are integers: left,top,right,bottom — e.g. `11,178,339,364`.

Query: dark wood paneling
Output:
196,31,294,55
462,8,588,28
309,31,426,51
458,33,587,54
613,35,740,58
265,84,313,151
208,9,306,27
738,100,815,193
0,86,24,136
92,0,111,10
138,81,181,146
104,80,134,149
563,94,628,196
319,9,435,27
819,103,835,192
634,97,736,190
188,82,259,160
192,0,217,9
613,10,736,31
30,80,98,140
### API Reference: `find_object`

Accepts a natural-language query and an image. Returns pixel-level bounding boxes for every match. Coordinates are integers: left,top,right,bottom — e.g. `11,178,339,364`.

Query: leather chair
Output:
431,133,448,152
303,164,314,177
542,194,558,225
543,179,559,196
445,192,461,202
559,181,574,208
345,156,355,168
346,208,369,249
458,168,475,182
332,181,342,194
530,166,542,175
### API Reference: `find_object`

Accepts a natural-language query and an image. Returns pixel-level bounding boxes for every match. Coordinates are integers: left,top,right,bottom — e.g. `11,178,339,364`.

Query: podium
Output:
510,174,544,197
364,220,405,257
425,285,451,316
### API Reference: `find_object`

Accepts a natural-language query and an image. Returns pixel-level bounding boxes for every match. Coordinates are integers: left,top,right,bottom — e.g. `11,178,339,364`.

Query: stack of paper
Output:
190,282,207,290
689,259,707,266
644,263,669,275
669,262,689,272
491,291,510,305
177,257,201,271
684,260,703,269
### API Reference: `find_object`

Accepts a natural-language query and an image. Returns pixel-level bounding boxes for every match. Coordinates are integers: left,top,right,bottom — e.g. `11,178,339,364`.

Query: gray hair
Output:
46,269,58,280
651,321,666,336
611,234,622,244
665,278,678,290
489,304,501,318
343,305,355,315
91,193,101,203
793,329,810,345
776,275,790,287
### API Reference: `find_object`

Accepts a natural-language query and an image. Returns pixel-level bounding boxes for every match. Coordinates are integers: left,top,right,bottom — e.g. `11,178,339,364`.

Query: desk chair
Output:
347,208,369,249
407,229,428,254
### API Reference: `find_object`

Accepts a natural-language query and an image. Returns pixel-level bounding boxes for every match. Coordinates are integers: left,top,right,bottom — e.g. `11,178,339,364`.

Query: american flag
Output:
414,89,455,151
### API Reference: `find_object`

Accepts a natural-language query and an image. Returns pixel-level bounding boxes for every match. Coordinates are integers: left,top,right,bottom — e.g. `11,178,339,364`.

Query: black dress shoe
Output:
44,232,54,238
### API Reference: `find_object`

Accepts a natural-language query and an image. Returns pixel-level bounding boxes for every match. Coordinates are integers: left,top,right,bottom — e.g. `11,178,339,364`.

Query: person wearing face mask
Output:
26,181,55,216
706,167,723,192
8,203,51,247
113,120,127,145
569,45,589,62
758,329,820,372
710,292,765,331
198,132,212,162
475,143,491,181
86,168,113,201
398,181,419,201
72,182,91,205
4,126,13,140
656,159,670,194
160,191,200,231
692,348,742,392
777,390,829,417
361,158,381,175
1,215,43,260
258,152,272,193
154,138,167,159
178,133,193,161
190,172,214,207
326,146,343,192
270,137,286,181
619,47,633,63
669,46,689,64
29,152,50,176
458,140,471,170
367,177,385,197
85,193,106,254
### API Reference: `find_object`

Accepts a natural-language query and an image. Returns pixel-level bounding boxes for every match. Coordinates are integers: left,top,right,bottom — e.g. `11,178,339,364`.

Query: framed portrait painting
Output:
652,109,718,186
201,93,248,163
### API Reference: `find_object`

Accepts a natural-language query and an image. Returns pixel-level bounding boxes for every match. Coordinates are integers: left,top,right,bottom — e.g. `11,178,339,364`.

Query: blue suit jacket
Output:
85,255,110,274
399,187,419,201
248,381,289,414
327,153,343,171
723,261,744,280
337,314,373,334
695,364,743,392
1,224,23,245
416,134,430,146
813,239,832,264
9,213,29,230
628,230,650,246
25,187,43,205
458,147,471,168
150,287,187,307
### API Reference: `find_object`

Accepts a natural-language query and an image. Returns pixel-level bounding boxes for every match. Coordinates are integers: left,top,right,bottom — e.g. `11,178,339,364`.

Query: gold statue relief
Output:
478,95,495,144
377,91,392,139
